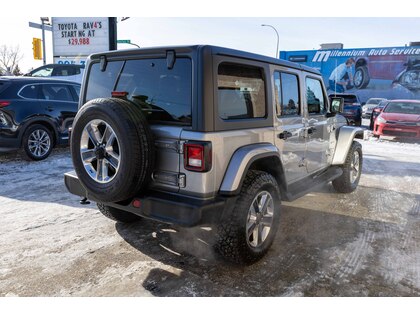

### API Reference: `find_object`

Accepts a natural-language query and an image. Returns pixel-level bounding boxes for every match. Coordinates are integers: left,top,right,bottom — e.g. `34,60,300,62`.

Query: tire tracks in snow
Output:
334,229,375,279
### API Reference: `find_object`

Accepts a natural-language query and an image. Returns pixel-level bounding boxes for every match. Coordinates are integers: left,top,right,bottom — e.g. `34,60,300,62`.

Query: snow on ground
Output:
0,136,419,296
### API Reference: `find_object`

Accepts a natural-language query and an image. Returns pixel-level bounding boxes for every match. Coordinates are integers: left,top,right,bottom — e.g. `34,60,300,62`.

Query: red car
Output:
373,100,420,139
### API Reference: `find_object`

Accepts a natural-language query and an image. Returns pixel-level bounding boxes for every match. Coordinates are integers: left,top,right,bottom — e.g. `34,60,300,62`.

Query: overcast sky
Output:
2,16,420,72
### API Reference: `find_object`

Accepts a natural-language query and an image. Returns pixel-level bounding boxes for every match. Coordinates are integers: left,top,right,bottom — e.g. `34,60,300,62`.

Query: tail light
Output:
0,101,10,108
111,91,128,98
183,142,212,172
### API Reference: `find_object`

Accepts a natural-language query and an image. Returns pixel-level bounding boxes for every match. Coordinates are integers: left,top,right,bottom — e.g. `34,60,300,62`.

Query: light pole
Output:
261,24,279,59
40,17,50,65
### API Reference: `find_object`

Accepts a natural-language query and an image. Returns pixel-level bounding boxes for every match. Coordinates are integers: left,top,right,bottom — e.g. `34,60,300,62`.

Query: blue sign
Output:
280,46,420,102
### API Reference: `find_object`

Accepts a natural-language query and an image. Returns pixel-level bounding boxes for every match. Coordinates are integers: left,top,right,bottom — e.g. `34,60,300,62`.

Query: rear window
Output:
342,95,358,104
86,61,124,101
85,58,192,125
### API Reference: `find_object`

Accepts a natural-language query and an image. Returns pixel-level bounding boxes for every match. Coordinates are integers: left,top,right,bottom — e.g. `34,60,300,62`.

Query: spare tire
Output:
70,98,155,202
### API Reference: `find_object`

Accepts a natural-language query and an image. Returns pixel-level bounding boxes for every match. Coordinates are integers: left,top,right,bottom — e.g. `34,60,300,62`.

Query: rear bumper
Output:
374,123,420,138
341,113,361,124
64,171,236,227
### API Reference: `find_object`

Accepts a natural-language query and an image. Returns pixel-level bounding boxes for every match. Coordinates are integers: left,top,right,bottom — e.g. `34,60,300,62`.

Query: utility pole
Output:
261,24,280,59
41,17,48,65
29,18,52,65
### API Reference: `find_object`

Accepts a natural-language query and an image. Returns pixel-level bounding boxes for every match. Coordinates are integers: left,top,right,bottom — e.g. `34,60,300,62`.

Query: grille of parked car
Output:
386,120,417,126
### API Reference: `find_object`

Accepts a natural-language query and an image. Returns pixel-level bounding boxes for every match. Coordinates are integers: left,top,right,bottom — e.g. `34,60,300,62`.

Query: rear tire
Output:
97,203,141,223
216,170,281,265
22,124,54,161
332,141,363,193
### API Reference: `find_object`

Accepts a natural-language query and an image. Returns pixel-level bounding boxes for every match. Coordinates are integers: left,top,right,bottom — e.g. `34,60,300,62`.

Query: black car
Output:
328,93,362,126
0,77,80,160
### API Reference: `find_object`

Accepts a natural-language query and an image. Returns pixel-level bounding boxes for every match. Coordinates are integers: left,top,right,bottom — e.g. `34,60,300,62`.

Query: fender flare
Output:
18,116,59,145
219,143,283,196
332,126,364,165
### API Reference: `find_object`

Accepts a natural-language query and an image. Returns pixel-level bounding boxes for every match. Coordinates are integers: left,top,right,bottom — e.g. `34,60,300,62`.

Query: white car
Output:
24,64,84,83
362,98,387,119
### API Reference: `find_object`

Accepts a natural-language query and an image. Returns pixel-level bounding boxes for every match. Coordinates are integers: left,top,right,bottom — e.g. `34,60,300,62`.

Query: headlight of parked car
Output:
377,116,387,124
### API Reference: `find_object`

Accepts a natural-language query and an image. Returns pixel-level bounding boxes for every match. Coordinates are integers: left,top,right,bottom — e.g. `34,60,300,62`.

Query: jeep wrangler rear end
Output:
65,45,363,264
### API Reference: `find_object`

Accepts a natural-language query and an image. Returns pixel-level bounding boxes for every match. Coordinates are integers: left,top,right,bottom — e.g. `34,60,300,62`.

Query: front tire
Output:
22,124,53,161
97,203,141,223
216,170,281,265
332,141,363,193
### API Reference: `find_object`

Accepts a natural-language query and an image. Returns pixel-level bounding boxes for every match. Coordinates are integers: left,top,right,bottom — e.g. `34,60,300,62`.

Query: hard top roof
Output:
89,45,320,75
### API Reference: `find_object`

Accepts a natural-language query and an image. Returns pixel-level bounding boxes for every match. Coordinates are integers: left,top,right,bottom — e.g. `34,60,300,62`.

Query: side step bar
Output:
283,166,343,202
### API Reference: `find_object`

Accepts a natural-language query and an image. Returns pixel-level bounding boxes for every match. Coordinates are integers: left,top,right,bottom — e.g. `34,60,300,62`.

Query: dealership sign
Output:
312,47,420,62
52,17,116,61
280,45,420,103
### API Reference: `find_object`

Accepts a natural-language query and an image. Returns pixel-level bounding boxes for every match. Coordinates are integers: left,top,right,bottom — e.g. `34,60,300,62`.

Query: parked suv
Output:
65,46,364,264
0,77,80,160
328,93,362,126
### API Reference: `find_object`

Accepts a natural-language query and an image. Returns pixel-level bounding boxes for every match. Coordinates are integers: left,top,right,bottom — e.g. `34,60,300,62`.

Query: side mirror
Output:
361,102,366,106
330,97,344,114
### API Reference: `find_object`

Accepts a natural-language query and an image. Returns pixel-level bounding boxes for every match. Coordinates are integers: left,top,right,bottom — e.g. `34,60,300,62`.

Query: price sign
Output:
52,17,111,57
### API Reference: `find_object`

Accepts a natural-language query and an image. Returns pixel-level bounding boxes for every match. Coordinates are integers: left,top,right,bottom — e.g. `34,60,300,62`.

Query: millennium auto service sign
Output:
52,17,110,58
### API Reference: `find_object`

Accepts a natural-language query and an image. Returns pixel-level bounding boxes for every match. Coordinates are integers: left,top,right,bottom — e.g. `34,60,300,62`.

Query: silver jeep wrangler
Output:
65,45,363,264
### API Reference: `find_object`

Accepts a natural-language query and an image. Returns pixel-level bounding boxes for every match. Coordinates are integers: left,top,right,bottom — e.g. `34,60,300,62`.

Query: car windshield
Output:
31,67,53,77
383,102,420,115
366,99,382,105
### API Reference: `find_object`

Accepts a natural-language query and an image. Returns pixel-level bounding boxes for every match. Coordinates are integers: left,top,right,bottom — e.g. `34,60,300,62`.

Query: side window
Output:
52,66,75,76
306,77,326,114
218,63,266,120
20,85,40,99
274,71,300,116
40,85,73,101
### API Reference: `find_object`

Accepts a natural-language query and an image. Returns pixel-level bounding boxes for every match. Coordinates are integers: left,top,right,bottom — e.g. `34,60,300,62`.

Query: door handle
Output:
46,106,54,111
278,131,293,139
